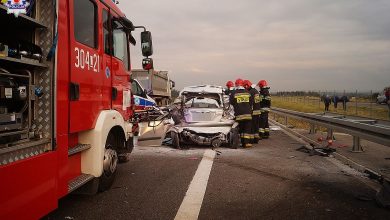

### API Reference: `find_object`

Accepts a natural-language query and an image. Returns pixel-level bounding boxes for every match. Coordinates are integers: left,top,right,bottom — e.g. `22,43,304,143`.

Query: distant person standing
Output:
341,95,349,111
333,95,339,109
324,95,331,111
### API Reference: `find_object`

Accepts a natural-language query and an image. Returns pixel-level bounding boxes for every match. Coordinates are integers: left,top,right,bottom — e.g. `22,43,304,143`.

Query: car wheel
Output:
229,128,240,149
171,131,181,149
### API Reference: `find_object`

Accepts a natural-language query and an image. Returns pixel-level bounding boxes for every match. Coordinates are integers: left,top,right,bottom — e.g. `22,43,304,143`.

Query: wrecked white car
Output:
166,85,240,149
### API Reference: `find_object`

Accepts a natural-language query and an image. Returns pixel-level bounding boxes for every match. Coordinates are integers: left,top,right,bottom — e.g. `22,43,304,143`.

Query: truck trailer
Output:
131,69,174,106
0,0,154,219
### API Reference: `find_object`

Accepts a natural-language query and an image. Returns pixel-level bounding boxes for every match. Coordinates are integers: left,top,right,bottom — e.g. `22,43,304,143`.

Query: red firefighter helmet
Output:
226,80,234,88
243,80,252,88
258,80,268,88
235,78,244,87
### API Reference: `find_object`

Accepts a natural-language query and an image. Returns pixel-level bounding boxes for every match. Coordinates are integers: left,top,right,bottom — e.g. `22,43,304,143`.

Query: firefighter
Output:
244,80,261,144
230,78,253,148
258,80,271,139
225,80,234,96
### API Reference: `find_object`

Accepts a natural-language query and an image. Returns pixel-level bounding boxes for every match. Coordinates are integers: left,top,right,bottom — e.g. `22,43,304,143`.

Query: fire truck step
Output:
68,143,91,156
68,173,95,193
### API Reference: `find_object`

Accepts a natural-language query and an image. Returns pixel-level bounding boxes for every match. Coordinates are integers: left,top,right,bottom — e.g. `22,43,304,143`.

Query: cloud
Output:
121,0,390,92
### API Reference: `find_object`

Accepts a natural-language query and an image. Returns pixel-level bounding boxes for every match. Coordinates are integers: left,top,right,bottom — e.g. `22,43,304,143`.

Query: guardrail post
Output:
309,124,316,134
351,136,364,152
284,116,288,125
326,128,333,140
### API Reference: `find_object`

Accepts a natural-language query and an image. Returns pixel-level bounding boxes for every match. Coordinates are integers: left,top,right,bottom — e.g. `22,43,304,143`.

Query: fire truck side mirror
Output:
142,58,153,70
141,31,153,57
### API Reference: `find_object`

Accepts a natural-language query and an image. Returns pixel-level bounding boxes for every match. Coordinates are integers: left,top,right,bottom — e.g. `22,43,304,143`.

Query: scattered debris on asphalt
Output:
376,180,390,209
296,145,336,157
288,156,296,159
270,126,281,131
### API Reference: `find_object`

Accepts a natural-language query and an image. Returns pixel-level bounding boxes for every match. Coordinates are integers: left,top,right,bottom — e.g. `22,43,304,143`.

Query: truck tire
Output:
98,134,118,192
228,128,240,149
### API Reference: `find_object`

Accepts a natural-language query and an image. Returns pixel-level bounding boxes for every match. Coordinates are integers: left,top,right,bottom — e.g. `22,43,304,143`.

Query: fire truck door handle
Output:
113,61,119,70
70,82,80,101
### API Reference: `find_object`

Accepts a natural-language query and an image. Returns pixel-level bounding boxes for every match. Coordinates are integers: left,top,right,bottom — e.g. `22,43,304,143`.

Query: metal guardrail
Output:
271,107,390,151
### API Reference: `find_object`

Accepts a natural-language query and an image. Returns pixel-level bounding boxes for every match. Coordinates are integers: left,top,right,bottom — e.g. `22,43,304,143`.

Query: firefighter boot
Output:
259,128,265,139
264,128,270,139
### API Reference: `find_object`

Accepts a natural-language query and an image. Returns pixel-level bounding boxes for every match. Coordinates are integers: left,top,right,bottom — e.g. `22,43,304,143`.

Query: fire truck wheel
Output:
99,144,118,192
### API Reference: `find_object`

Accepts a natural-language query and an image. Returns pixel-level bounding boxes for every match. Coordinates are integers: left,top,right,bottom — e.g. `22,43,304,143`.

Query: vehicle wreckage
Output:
165,85,240,149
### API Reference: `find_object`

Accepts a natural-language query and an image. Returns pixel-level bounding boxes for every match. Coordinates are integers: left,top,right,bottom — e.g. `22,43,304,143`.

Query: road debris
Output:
270,126,281,131
376,180,390,209
296,145,336,157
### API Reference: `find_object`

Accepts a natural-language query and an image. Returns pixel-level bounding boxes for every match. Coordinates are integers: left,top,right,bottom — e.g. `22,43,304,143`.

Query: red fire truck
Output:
0,0,154,219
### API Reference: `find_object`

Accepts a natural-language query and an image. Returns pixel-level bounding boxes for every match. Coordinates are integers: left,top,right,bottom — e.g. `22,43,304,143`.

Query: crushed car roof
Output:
180,85,223,95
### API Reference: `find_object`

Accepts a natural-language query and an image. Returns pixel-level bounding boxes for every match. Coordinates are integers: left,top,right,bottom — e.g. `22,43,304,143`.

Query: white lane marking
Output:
175,149,216,220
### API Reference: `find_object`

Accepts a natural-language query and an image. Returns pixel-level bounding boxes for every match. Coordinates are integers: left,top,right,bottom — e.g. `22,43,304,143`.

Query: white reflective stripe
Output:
175,149,216,220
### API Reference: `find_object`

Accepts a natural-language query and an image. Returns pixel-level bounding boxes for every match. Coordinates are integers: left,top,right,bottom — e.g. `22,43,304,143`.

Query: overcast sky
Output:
120,0,390,92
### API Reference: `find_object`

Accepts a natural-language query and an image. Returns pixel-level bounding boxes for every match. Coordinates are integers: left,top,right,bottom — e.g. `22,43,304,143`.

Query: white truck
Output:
131,69,174,106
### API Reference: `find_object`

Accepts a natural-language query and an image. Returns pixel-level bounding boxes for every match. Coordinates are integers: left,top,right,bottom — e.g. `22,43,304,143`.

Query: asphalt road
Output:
46,131,389,220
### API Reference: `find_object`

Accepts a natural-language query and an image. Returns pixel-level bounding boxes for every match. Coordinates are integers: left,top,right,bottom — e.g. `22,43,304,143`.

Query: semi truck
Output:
131,69,174,106
0,0,155,219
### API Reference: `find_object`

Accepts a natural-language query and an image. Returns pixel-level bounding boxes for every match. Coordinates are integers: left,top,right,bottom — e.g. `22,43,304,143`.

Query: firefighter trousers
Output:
259,111,270,138
238,119,252,148
252,114,261,143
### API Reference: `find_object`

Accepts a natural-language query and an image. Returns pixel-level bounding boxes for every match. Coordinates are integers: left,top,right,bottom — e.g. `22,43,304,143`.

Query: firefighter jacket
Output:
229,87,252,121
260,87,271,112
249,86,261,115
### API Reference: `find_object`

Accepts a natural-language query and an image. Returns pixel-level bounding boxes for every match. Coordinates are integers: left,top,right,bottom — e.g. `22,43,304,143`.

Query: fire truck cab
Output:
0,0,153,219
